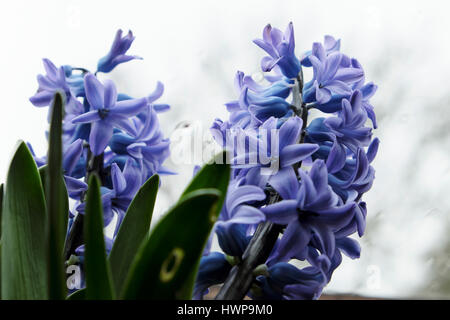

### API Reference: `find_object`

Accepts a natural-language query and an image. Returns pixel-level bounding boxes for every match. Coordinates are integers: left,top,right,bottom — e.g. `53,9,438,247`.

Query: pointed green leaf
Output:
46,92,68,299
109,174,159,295
66,288,86,300
181,151,229,206
177,151,230,298
84,174,114,300
1,141,48,299
0,240,2,300
122,189,220,299
39,166,69,236
0,183,3,238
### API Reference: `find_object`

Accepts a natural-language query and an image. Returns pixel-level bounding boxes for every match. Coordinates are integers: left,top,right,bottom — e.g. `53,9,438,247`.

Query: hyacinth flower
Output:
194,252,233,300
198,22,379,301
253,262,326,300
216,179,267,226
109,105,173,178
108,160,143,235
223,71,295,127
262,161,355,260
71,73,148,155
300,35,341,67
97,29,142,73
231,116,319,178
30,58,83,114
253,22,301,79
302,42,364,105
118,81,171,114
323,90,373,153
23,29,174,298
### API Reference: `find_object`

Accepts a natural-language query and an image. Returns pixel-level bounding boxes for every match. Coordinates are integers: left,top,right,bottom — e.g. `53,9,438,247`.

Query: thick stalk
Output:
216,72,307,300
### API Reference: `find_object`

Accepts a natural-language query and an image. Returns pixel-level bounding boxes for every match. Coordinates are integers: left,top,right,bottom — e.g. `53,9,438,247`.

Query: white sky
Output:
1,0,449,298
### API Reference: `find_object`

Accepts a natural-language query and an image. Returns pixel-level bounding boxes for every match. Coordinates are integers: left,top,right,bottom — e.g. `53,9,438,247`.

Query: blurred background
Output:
1,0,449,299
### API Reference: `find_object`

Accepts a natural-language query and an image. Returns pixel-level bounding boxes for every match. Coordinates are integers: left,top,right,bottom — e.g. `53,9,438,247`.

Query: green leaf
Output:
46,92,68,299
177,151,230,298
0,183,3,238
109,174,159,295
84,174,114,300
0,240,2,300
66,288,86,300
1,141,48,299
122,189,221,299
181,151,230,205
39,166,69,236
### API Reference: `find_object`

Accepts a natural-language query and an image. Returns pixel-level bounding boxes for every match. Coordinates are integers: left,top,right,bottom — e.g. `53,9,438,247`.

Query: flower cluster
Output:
28,30,172,267
195,23,379,299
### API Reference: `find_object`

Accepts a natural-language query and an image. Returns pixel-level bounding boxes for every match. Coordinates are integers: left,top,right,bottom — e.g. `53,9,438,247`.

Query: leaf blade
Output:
84,174,114,300
1,141,48,299
122,189,221,299
177,151,230,298
46,92,68,299
109,174,159,295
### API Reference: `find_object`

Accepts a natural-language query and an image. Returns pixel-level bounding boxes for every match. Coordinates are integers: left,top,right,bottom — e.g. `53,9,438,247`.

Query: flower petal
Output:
280,143,319,167
268,166,299,200
71,110,101,124
89,120,113,155
261,200,298,225
228,205,265,225
275,219,311,262
103,79,118,109
84,73,104,109
113,97,148,116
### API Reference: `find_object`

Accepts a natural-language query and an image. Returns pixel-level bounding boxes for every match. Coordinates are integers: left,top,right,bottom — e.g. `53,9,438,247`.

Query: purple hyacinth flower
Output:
358,82,379,129
146,81,171,113
217,179,267,226
215,224,252,257
108,159,143,235
261,160,356,260
253,23,301,79
97,29,142,73
231,117,319,177
194,252,232,300
300,35,341,67
118,81,171,113
323,90,372,153
304,43,364,104
71,73,147,155
306,232,361,283
254,263,325,300
29,58,82,114
224,71,295,126
124,107,173,177
328,142,378,200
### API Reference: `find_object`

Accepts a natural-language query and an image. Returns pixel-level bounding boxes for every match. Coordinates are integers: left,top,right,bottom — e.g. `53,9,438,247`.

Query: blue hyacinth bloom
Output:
97,29,142,73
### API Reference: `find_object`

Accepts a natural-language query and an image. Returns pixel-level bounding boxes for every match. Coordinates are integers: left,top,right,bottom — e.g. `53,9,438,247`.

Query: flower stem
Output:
215,71,307,300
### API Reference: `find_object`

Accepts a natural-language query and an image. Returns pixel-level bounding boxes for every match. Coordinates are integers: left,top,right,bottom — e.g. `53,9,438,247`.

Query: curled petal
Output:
113,97,148,116
262,200,298,225
280,143,319,167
